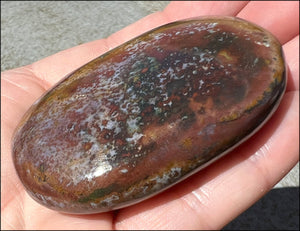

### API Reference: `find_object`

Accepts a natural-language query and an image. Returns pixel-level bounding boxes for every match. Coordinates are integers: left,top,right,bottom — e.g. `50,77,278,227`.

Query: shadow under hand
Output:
223,187,299,230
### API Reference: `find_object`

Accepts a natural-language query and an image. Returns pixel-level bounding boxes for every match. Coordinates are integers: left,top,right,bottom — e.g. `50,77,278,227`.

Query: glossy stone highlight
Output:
12,16,286,214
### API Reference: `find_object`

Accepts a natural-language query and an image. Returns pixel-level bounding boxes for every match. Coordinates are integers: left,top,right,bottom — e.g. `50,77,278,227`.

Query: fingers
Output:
237,1,299,44
29,12,170,87
105,1,248,55
29,12,168,87
30,39,110,87
164,1,249,20
13,1,299,88
284,35,299,91
29,1,249,87
115,92,299,230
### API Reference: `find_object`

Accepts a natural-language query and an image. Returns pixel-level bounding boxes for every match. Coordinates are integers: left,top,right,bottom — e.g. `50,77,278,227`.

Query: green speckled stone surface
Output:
12,16,286,214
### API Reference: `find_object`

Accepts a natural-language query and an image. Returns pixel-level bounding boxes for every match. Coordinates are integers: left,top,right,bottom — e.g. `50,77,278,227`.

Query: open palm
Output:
1,1,299,230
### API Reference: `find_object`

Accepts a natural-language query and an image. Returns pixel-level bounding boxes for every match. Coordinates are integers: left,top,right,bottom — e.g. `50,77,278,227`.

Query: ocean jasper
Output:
12,16,286,214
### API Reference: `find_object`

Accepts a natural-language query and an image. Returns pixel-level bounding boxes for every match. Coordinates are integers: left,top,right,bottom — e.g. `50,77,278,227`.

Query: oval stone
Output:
12,16,286,214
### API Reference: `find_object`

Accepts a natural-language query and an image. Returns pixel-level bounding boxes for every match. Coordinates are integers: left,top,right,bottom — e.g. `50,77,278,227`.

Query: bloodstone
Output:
12,16,286,214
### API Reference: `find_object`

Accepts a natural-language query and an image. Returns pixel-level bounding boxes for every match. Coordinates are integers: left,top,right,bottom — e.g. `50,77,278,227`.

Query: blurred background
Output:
1,1,299,229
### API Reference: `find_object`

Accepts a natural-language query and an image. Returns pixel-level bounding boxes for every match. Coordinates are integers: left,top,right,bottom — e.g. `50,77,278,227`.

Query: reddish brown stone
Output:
12,16,286,214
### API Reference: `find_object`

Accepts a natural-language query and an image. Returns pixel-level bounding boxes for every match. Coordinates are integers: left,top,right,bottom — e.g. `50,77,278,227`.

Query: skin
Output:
1,1,299,230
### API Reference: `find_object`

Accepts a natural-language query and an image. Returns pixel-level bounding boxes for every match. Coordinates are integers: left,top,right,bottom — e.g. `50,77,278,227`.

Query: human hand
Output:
1,1,299,229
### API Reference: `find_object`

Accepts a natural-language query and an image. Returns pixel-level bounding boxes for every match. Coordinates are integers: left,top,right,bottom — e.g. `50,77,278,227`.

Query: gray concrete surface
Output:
1,1,299,230
1,1,170,71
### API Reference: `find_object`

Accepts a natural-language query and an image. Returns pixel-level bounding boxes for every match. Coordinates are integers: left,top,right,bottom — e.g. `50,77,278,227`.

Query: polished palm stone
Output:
12,16,286,214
